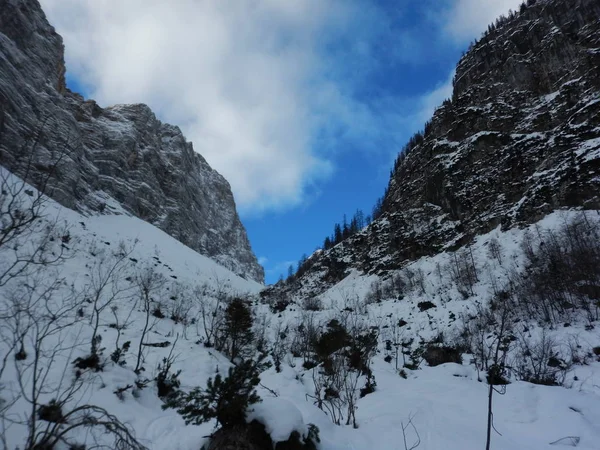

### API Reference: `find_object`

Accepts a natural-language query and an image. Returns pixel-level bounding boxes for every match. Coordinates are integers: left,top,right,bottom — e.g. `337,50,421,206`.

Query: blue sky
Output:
41,0,522,284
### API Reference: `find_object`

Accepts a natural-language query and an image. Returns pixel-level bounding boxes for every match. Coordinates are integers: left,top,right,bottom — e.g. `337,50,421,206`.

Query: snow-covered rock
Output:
247,397,307,443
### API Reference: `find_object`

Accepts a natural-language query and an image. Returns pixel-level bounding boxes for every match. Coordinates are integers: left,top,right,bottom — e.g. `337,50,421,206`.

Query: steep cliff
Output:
0,0,264,282
265,0,600,300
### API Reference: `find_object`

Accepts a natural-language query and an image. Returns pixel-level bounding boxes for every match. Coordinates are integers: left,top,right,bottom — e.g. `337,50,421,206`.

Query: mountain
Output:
265,0,600,301
1,1,600,450
0,0,264,283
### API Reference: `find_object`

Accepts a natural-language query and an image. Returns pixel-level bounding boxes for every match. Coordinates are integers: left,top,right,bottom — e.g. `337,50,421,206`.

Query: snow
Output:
345,363,600,450
511,132,545,140
576,137,600,162
259,359,600,450
247,397,306,443
1,166,600,450
467,131,500,143
543,91,560,102
433,138,460,149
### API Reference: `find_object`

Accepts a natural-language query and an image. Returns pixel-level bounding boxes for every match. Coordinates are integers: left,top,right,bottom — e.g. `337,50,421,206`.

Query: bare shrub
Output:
290,311,321,365
253,312,270,354
390,272,407,296
405,268,426,295
448,246,478,298
307,316,377,428
86,242,135,367
0,267,146,449
134,267,164,374
456,293,514,375
365,280,384,304
270,320,289,373
196,278,230,349
166,282,193,334
381,316,408,370
487,237,503,265
513,330,571,386
302,297,322,311
401,414,421,450
0,146,70,287
365,272,407,304
511,213,600,324
27,404,147,450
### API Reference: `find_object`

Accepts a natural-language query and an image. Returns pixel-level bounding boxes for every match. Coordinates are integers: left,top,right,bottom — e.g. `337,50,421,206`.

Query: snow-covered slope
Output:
0,170,262,296
2,166,599,450
256,209,600,450
0,167,262,448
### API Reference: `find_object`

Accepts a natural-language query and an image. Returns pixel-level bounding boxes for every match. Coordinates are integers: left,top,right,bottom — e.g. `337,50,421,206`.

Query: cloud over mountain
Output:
40,0,522,215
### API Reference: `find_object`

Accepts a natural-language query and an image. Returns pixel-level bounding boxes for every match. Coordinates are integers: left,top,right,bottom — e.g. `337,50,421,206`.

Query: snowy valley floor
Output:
1,168,600,450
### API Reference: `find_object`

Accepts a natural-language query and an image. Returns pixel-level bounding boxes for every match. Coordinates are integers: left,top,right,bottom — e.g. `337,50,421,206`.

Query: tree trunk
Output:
486,382,493,450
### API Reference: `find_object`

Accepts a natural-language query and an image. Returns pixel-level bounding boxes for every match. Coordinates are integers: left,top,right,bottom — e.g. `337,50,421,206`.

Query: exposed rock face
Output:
265,0,600,300
0,0,264,282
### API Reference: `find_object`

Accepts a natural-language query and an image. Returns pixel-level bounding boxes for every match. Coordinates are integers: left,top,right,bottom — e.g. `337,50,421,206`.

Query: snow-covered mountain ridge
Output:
0,0,264,283
264,0,600,302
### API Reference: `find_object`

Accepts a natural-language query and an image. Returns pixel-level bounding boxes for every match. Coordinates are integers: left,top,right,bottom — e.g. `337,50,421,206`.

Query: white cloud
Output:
443,0,525,42
37,0,525,216
39,0,363,214
264,260,297,278
416,70,455,127
257,256,268,266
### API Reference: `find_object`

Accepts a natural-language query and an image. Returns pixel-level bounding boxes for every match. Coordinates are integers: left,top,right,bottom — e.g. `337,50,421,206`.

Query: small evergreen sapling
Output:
156,357,181,399
164,359,266,428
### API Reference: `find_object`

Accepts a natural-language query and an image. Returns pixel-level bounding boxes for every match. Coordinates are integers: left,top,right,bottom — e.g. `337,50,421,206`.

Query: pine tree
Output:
372,197,384,221
297,253,307,273
354,209,365,230
342,214,350,240
296,253,309,277
334,223,342,244
223,298,254,362
350,215,358,235
164,359,263,428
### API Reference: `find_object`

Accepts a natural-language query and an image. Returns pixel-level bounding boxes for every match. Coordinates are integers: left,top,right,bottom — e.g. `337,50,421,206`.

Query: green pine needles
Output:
163,359,265,428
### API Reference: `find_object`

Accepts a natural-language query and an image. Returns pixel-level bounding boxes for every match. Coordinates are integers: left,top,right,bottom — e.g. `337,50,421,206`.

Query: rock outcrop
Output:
0,0,264,282
265,0,600,300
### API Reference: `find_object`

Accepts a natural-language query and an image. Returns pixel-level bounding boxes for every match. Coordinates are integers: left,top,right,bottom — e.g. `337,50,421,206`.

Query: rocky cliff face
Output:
0,0,264,282
265,0,600,300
